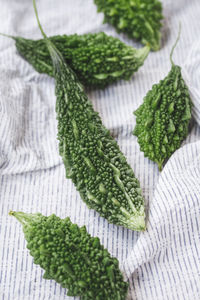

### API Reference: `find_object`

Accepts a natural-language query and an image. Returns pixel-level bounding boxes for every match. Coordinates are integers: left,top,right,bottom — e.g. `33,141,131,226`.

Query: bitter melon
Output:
1,32,149,89
33,0,146,231
10,211,128,299
94,0,163,51
133,27,192,171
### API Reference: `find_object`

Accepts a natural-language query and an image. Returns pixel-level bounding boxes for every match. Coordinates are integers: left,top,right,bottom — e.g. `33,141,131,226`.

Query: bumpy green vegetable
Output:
10,211,128,299
33,0,146,231
1,32,149,89
94,0,163,51
133,27,192,171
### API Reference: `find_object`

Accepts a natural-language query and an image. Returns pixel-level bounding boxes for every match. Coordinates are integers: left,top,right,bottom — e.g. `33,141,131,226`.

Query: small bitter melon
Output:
133,26,192,171
10,211,128,299
94,0,163,51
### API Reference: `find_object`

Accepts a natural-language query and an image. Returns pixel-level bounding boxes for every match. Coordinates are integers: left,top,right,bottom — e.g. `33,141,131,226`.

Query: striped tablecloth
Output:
0,0,199,299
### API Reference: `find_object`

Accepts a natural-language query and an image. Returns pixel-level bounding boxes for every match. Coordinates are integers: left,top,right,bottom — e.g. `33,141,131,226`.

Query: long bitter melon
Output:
33,0,146,231
1,32,149,89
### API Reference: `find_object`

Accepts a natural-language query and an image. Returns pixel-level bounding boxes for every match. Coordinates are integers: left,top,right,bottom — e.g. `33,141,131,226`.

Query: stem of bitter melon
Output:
32,0,64,70
170,23,181,66
33,0,47,40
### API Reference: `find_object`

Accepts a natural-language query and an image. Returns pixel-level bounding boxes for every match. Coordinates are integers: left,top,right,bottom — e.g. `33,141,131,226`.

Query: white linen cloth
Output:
0,0,199,299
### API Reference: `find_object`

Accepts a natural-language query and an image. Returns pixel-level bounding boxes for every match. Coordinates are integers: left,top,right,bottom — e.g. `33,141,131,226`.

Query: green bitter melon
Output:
1,32,149,89
94,0,163,51
10,211,128,299
133,26,192,171
33,0,146,231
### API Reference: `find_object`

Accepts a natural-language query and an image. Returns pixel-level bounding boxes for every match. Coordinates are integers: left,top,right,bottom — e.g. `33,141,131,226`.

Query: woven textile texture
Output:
0,0,199,299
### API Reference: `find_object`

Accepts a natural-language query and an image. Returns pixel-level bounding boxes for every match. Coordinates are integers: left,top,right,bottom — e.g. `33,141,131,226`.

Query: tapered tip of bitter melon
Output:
9,210,24,224
0,32,15,39
124,214,146,231
144,31,161,52
135,45,151,67
157,161,163,172
118,205,146,231
9,210,41,226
